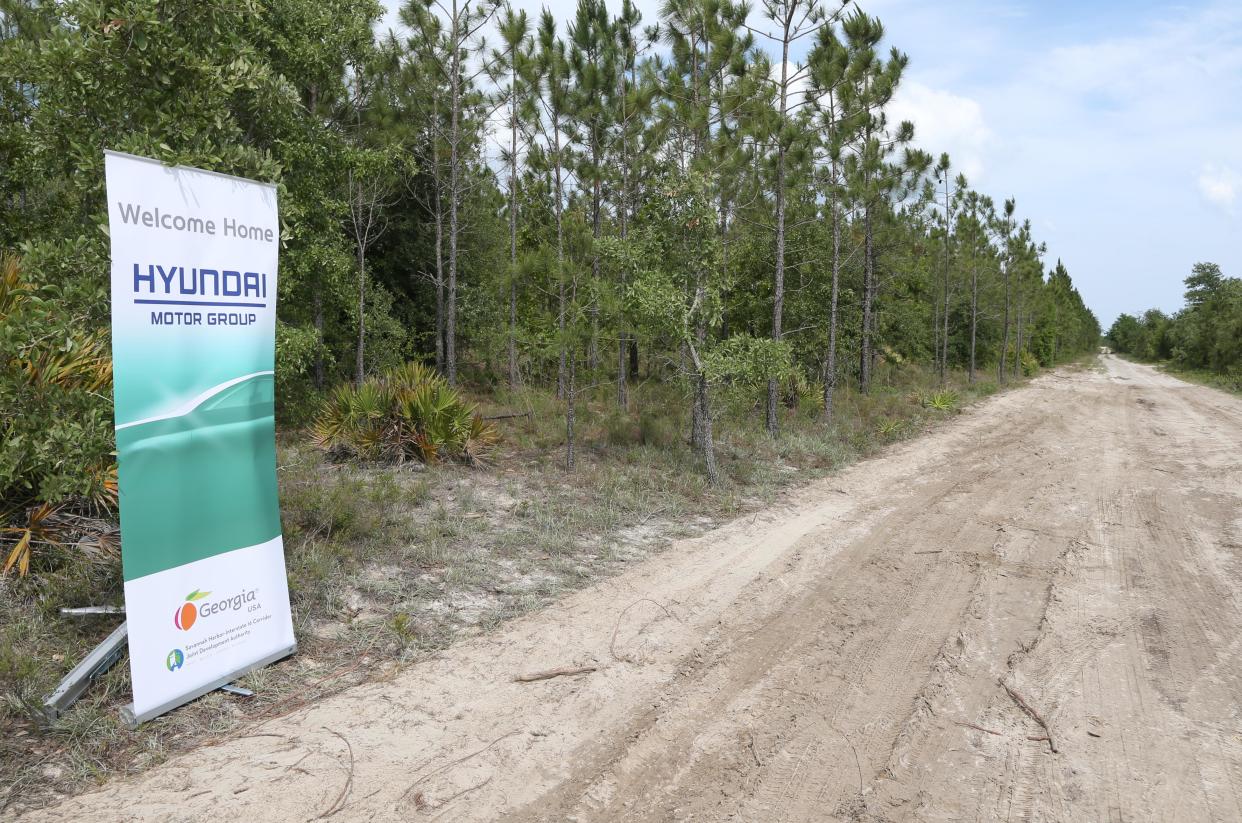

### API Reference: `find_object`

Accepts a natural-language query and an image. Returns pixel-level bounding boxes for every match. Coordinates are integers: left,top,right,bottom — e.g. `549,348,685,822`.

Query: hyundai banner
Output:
105,151,295,725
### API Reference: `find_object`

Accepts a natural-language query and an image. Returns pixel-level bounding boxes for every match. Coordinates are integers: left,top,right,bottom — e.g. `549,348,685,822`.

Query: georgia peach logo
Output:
174,589,211,631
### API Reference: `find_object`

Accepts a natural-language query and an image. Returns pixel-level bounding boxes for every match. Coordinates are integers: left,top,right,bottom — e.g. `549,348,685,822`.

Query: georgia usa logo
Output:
173,589,210,631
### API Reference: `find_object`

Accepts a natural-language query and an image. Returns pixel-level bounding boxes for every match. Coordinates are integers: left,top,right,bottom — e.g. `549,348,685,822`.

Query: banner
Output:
105,151,295,725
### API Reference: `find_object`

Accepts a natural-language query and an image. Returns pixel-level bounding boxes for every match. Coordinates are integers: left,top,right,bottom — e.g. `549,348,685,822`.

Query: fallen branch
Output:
830,722,865,795
953,721,1001,736
402,731,520,802
999,679,1057,753
482,411,531,421
513,665,597,683
610,598,676,664
318,727,355,818
913,550,944,555
429,776,494,819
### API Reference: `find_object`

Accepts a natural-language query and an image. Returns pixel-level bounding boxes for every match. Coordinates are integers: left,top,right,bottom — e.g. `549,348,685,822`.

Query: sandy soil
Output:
16,355,1242,822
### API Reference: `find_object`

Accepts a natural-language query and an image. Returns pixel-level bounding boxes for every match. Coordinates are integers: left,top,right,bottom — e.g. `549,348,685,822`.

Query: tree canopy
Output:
2,0,1102,494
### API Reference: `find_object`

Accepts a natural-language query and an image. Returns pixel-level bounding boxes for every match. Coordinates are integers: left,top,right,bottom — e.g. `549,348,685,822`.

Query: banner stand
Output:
119,641,293,729
105,151,296,725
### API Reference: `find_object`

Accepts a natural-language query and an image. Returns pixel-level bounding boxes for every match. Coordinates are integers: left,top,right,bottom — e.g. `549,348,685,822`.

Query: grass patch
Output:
1160,365,1242,395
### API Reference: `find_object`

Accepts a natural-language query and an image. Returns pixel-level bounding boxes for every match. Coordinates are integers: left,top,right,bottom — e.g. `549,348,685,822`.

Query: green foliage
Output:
876,418,905,439
1107,262,1242,381
0,254,115,511
1,0,388,402
922,390,958,412
312,362,498,465
0,0,1107,502
1020,351,1040,377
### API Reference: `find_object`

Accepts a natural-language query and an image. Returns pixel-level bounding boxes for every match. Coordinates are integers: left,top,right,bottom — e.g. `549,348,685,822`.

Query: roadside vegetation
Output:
1107,262,1242,394
1,0,1102,813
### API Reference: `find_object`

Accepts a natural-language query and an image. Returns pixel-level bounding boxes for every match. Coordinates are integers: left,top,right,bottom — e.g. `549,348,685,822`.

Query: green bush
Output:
0,254,115,510
312,362,498,465
922,390,959,412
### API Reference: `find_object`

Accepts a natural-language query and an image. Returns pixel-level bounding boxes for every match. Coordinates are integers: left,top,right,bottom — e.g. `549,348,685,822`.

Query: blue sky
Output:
866,0,1242,327
381,0,1242,326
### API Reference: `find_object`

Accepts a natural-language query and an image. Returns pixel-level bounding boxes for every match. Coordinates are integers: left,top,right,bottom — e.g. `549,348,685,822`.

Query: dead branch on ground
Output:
513,665,597,682
999,679,1057,753
610,598,676,664
318,727,355,818
402,731,520,802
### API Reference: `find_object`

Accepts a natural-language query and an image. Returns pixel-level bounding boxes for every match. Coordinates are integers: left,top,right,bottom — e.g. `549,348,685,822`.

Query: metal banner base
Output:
120,643,295,728
43,621,129,722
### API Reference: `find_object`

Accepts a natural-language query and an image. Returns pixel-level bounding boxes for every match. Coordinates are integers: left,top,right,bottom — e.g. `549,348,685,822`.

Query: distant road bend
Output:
23,355,1242,822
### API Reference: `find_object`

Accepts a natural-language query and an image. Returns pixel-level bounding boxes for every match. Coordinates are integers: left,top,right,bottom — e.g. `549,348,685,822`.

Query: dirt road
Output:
20,356,1242,822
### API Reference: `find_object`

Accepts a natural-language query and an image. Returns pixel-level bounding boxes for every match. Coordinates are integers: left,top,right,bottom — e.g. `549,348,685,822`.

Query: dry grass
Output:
0,360,1013,814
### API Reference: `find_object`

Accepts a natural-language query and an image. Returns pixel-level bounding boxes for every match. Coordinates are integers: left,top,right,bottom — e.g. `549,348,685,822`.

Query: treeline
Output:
1107,262,1242,379
1,0,1100,493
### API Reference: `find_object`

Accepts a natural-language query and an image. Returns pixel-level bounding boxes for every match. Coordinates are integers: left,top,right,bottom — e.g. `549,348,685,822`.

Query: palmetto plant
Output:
2,254,117,576
1,254,112,395
313,363,498,465
876,418,905,439
922,390,959,412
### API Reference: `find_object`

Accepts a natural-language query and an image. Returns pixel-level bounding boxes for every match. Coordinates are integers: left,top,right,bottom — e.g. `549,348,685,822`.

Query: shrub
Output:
1,253,118,576
922,390,959,412
0,254,115,508
312,362,498,465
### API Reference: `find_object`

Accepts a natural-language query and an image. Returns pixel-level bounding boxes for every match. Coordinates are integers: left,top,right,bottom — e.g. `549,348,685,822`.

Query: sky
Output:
379,0,1242,327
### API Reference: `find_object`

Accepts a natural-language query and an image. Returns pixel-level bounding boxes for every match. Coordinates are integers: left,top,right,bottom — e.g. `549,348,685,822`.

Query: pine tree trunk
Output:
766,34,791,436
823,189,841,422
689,341,703,450
969,259,978,384
565,351,576,469
434,187,445,375
355,245,366,384
940,178,952,386
507,69,520,389
999,261,1010,384
446,0,462,388
1014,291,1025,377
617,137,629,410
588,125,601,373
554,118,566,401
860,205,874,393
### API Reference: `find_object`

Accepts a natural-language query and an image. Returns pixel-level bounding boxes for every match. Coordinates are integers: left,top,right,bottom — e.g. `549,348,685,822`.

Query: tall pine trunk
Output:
766,32,792,436
434,186,445,374
588,125,601,372
446,0,462,387
617,125,630,409
968,252,978,383
355,243,366,384
860,205,874,393
553,117,566,400
507,64,520,389
822,186,841,421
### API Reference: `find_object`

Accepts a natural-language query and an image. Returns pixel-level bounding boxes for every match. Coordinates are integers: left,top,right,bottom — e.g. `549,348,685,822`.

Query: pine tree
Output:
491,4,536,388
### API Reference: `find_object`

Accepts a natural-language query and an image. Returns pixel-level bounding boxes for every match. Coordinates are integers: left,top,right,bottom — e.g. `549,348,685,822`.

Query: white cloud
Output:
887,81,992,183
1198,165,1240,213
